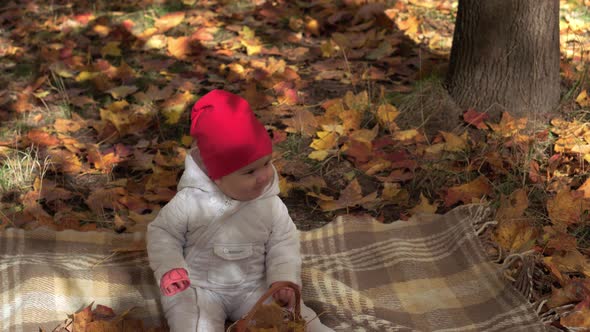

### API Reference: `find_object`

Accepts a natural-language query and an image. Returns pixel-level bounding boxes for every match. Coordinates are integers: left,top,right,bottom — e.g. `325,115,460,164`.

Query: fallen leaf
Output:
161,91,195,124
155,12,185,33
441,131,468,152
575,89,590,107
168,36,191,59
547,189,587,229
283,109,318,136
463,109,489,129
561,298,590,329
544,249,590,280
547,279,590,308
410,193,437,214
107,85,138,99
444,176,491,206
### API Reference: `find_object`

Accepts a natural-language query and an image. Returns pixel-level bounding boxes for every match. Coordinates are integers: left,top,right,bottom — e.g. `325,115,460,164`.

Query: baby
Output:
147,90,333,331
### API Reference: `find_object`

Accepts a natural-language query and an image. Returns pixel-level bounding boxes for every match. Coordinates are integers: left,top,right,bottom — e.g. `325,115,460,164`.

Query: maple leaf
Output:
547,279,590,308
462,109,489,129
311,179,378,212
547,189,588,229
161,91,195,124
106,85,138,99
283,109,318,137
544,249,590,282
47,149,84,173
444,176,491,206
492,189,538,252
155,12,185,33
488,112,527,137
575,89,590,107
376,103,399,131
100,41,121,57
560,298,590,329
440,131,469,152
542,226,578,252
381,182,409,204
86,187,126,215
27,129,60,146
409,193,437,215
167,36,191,59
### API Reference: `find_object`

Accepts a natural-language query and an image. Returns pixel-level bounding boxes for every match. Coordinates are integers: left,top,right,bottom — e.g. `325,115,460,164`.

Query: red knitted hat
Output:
190,90,272,180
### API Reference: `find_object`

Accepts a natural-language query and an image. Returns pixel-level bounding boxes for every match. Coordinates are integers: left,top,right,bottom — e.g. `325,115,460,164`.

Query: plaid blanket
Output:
0,204,547,331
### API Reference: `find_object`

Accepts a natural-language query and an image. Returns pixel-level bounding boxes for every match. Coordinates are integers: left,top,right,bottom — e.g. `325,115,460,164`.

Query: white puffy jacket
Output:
147,152,301,293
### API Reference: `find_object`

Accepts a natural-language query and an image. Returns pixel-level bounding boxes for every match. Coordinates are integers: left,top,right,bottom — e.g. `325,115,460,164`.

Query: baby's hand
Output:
161,268,190,296
271,283,297,308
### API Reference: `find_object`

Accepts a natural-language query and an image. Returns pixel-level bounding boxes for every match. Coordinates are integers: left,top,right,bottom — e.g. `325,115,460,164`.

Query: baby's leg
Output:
196,287,227,332
160,287,199,332
301,302,335,332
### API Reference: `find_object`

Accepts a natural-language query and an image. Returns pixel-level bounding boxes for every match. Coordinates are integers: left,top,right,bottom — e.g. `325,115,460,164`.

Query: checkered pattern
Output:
0,229,163,332
299,205,548,332
0,205,548,332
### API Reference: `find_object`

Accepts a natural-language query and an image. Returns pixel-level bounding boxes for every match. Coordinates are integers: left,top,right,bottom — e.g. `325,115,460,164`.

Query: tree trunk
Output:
446,0,560,118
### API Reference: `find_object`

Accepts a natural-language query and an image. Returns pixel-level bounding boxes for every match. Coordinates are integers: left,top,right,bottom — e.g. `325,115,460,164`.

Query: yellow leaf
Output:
320,39,339,58
144,34,167,50
310,131,338,151
279,175,293,197
377,103,399,129
575,89,590,107
392,129,420,142
180,135,193,147
101,41,121,57
308,150,330,161
75,71,100,82
441,131,468,152
410,193,438,214
161,91,195,124
344,90,369,112
381,182,408,204
544,249,590,278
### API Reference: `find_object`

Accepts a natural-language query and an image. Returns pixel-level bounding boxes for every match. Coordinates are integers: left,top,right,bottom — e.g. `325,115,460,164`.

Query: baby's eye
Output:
246,170,255,175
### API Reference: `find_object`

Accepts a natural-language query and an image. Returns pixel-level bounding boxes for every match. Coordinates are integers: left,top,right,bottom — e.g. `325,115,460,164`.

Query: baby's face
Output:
214,155,273,201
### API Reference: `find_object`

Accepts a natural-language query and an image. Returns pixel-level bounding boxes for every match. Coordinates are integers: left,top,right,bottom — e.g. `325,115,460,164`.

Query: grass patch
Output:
0,146,49,195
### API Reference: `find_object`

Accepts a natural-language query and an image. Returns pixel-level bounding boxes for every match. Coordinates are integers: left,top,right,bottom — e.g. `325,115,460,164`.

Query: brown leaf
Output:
314,179,378,211
547,189,588,229
544,249,590,280
47,149,84,173
547,279,590,308
463,108,489,129
282,109,318,136
560,298,590,329
86,187,126,215
444,176,492,206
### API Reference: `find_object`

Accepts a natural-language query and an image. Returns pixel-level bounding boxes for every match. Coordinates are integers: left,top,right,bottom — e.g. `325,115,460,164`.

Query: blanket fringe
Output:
468,204,566,329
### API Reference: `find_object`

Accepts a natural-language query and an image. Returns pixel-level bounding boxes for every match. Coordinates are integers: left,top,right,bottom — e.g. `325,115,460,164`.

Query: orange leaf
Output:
543,249,590,279
168,36,191,59
410,193,437,214
155,12,185,33
73,304,93,332
27,129,60,146
444,176,491,206
561,299,590,329
488,112,527,137
47,149,83,173
547,279,590,308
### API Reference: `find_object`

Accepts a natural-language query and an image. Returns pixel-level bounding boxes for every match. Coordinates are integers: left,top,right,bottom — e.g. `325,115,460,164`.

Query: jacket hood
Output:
177,150,280,201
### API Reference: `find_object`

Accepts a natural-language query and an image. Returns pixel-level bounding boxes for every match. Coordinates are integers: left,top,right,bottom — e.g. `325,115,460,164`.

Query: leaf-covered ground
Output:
3,0,590,330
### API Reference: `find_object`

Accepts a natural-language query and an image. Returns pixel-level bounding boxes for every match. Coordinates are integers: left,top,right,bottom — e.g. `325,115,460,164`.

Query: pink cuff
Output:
160,268,190,296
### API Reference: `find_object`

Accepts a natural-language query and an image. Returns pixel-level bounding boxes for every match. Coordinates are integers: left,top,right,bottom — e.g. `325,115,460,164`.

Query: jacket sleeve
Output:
265,198,302,287
147,190,192,286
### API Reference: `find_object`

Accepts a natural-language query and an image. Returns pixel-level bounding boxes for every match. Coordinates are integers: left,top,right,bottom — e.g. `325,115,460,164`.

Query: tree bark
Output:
446,0,560,118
